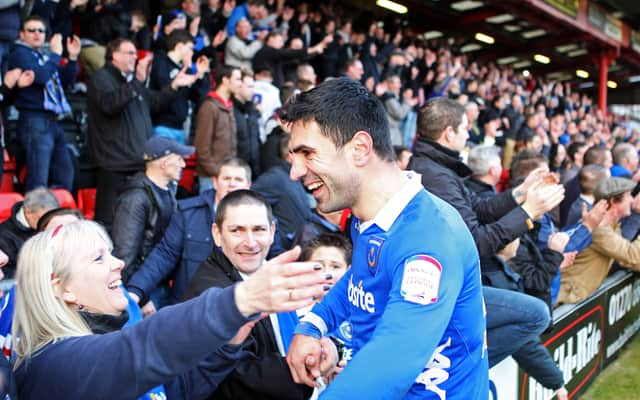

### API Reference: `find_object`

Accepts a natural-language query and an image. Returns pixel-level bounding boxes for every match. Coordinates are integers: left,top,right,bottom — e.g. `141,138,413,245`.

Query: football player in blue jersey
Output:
282,78,489,399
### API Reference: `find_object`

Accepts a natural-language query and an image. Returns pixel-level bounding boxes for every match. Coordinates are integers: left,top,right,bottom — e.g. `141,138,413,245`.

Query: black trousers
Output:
94,168,136,231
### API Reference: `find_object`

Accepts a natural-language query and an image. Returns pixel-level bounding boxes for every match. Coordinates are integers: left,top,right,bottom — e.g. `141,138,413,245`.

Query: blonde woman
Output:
12,220,334,399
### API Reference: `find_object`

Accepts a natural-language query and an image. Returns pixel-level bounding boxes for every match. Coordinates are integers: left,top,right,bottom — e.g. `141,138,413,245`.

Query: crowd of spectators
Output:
0,0,638,398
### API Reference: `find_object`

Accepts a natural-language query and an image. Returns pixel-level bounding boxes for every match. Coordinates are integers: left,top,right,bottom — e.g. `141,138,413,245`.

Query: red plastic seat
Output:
2,150,16,193
77,188,96,220
0,193,24,223
0,172,14,193
178,153,197,194
51,188,77,209
179,167,196,194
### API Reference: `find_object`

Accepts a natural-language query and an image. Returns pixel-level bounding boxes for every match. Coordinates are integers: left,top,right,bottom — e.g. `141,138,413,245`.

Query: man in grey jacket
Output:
380,73,416,146
224,18,264,70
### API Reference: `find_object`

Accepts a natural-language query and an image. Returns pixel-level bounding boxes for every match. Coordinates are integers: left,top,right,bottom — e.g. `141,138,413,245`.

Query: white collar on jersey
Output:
357,171,423,234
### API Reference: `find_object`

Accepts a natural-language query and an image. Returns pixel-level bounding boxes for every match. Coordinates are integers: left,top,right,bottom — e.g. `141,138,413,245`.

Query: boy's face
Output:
309,246,349,288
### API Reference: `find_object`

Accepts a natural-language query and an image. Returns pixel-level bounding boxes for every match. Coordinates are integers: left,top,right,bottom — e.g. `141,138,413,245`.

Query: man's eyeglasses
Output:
25,28,46,34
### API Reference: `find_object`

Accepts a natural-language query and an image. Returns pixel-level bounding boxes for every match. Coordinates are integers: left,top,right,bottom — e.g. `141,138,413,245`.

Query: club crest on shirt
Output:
338,320,352,341
366,237,385,276
400,255,442,305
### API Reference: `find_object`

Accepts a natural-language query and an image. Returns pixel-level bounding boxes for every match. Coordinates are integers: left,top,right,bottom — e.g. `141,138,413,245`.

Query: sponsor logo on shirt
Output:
347,274,375,313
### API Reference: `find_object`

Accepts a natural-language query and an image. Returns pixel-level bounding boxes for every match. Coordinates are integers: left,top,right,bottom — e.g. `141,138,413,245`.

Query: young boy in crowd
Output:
301,233,352,299
301,233,353,361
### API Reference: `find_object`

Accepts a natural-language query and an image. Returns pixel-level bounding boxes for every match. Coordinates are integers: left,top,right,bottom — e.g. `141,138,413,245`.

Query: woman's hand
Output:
234,247,331,317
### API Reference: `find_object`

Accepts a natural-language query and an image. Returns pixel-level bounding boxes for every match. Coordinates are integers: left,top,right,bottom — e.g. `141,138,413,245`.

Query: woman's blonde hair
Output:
12,220,113,367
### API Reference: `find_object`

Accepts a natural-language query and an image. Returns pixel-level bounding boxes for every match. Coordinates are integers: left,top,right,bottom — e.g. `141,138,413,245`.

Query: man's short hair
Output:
21,15,46,31
394,145,409,161
612,143,636,166
240,67,254,80
280,77,394,162
214,65,239,86
36,208,84,232
215,189,273,227
567,141,587,163
584,146,609,166
264,31,283,44
464,101,478,111
280,82,297,104
248,0,267,6
105,38,134,63
343,57,361,72
165,29,194,51
579,165,608,196
417,98,465,141
468,146,501,176
510,150,548,183
301,233,353,265
278,133,290,160
215,157,252,181
383,72,400,83
23,188,59,213
131,9,146,24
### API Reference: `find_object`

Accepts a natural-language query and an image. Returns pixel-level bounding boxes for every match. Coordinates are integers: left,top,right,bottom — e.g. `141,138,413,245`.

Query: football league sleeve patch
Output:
400,255,443,305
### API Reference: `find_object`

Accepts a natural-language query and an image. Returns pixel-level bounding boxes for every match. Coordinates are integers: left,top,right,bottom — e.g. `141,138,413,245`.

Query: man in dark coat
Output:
182,189,321,400
407,97,564,259
87,37,195,228
233,70,262,179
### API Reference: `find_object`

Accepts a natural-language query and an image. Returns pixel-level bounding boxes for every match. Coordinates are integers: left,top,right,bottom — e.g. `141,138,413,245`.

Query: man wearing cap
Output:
558,177,640,304
112,136,194,284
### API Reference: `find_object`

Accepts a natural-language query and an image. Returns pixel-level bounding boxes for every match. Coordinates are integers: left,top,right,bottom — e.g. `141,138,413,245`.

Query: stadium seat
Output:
51,188,77,209
1,150,16,193
77,188,96,220
179,153,197,194
0,193,24,223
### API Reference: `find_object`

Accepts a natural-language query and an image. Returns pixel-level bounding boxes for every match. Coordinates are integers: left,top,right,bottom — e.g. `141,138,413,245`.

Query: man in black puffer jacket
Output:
112,136,194,283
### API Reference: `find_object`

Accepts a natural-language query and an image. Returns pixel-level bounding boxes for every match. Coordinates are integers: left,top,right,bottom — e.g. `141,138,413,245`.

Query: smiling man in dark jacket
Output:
182,189,317,400
88,37,196,228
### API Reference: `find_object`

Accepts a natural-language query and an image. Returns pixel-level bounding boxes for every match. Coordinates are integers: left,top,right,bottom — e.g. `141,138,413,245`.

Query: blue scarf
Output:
123,290,167,400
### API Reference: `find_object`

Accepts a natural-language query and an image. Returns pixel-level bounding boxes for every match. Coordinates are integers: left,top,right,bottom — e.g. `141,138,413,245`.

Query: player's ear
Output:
350,130,374,167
